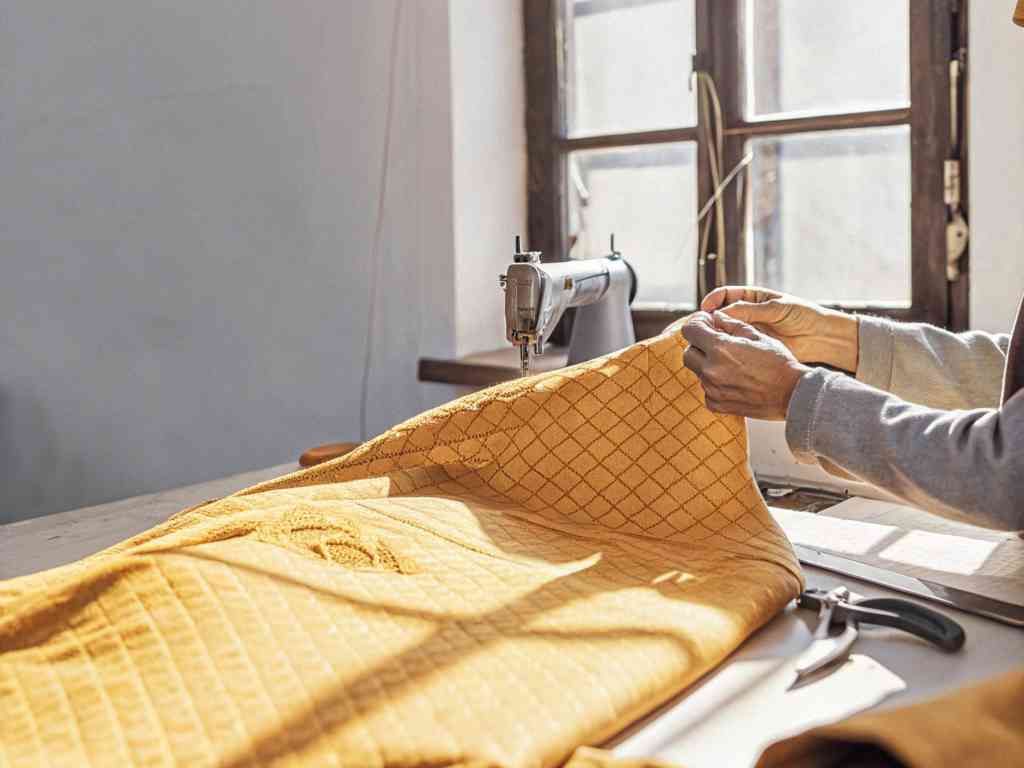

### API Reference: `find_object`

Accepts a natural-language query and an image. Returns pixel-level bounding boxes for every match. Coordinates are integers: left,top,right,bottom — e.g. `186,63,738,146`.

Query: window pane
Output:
746,126,910,305
742,0,909,119
569,0,696,136
569,142,697,308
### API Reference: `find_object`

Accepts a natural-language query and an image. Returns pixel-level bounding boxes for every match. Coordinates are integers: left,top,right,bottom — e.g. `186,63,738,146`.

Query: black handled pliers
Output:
789,586,966,689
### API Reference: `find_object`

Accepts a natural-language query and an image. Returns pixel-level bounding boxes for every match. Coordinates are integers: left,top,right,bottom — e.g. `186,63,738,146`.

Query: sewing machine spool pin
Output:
502,235,637,377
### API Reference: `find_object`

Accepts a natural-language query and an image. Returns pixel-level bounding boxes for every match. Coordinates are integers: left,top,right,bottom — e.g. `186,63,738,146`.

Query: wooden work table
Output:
1,468,1020,765
0,464,293,579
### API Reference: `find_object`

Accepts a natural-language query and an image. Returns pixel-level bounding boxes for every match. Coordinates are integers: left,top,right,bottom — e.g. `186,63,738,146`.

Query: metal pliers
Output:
790,586,966,688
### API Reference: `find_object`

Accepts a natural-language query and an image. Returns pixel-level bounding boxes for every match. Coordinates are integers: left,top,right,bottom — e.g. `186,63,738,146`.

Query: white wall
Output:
9,2,1012,523
968,3,1024,332
1,0,513,523
449,0,528,357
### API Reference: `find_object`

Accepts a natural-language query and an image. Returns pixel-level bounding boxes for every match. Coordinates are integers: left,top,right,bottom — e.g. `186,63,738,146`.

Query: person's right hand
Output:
700,286,860,372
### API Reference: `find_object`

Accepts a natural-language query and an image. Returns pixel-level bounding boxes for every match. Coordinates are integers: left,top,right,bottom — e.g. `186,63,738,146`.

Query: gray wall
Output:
1,1,464,523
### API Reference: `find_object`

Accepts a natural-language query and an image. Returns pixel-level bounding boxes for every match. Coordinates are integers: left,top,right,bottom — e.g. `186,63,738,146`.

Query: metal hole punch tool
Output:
789,586,966,690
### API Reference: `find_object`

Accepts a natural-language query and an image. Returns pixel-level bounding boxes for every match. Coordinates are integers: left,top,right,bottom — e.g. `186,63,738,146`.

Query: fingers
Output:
700,287,734,312
682,345,706,376
712,311,760,340
700,286,749,312
701,377,735,413
680,312,724,352
700,286,782,312
719,299,788,327
680,304,805,422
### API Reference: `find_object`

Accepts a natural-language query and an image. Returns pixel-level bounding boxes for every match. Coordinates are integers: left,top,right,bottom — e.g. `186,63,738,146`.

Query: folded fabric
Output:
755,666,1024,768
565,746,680,767
0,332,802,767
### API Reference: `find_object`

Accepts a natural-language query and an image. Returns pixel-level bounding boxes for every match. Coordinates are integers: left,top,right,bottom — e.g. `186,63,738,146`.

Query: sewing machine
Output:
501,235,637,376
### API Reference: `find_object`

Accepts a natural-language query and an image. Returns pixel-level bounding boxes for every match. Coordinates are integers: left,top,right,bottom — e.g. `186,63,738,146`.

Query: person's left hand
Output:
681,311,811,421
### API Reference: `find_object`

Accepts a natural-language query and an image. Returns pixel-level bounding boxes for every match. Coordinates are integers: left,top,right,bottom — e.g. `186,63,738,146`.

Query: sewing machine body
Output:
501,237,636,375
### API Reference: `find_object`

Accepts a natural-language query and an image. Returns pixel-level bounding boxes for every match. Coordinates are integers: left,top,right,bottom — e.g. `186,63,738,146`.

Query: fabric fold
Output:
1,332,802,767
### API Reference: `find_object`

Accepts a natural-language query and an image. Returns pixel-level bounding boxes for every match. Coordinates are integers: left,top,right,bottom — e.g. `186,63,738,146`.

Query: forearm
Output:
856,316,1009,410
786,369,1024,531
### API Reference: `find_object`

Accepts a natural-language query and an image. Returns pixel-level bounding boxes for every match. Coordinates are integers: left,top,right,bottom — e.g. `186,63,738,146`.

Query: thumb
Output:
721,299,788,326
713,311,760,340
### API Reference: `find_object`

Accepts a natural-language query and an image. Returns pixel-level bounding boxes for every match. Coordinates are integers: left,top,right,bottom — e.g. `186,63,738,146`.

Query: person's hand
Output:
681,311,811,421
701,286,859,373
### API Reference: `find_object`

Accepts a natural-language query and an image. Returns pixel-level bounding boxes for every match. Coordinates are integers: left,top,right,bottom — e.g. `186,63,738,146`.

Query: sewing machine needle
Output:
519,343,530,377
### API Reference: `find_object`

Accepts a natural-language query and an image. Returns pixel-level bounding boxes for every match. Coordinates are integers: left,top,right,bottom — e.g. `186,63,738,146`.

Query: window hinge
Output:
945,160,968,282
945,47,968,283
943,159,961,210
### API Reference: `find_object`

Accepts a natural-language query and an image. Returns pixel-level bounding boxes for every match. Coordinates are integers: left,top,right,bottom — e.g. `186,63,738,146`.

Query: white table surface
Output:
2,466,1020,763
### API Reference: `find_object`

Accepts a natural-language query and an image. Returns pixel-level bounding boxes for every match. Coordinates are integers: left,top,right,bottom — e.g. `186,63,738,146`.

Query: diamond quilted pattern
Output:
0,331,802,767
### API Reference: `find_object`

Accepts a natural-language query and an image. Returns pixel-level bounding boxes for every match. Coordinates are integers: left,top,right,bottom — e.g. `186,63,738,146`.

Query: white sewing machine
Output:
501,235,636,376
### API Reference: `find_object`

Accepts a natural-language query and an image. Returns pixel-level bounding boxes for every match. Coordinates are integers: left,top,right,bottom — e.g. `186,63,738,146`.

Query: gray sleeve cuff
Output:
855,315,896,391
784,367,843,465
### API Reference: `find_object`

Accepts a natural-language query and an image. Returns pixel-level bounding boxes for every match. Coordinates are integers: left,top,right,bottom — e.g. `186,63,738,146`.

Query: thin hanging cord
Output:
690,150,752,297
697,78,711,297
695,152,751,227
696,74,719,296
696,71,728,288
706,78,728,286
697,206,712,298
359,1,403,442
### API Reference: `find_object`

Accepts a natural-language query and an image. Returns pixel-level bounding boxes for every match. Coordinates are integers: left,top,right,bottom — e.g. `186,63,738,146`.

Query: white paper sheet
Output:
613,654,905,768
772,502,1024,606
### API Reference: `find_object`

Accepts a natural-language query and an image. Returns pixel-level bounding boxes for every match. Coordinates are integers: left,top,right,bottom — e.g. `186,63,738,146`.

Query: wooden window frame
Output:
524,0,969,341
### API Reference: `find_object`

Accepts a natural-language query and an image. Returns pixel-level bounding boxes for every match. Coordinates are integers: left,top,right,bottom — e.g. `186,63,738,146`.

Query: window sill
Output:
417,302,935,389
417,311,683,389
418,346,569,388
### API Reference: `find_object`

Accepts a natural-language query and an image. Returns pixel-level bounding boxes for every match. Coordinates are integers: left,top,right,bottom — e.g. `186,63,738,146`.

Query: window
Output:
525,0,968,340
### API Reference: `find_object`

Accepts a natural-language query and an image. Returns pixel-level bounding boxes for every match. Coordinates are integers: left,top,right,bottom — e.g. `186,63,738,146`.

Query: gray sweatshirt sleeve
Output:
786,369,1023,531
855,315,1010,409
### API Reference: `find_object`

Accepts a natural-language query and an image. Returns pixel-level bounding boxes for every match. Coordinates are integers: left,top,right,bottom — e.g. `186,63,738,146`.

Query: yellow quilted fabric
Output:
0,332,802,767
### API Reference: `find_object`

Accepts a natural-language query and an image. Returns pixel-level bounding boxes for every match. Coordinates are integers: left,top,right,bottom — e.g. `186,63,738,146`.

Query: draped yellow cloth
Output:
755,667,1024,768
0,332,803,767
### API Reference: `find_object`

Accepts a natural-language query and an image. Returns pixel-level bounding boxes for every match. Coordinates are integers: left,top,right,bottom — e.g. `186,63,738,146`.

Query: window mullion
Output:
698,0,745,295
909,0,954,327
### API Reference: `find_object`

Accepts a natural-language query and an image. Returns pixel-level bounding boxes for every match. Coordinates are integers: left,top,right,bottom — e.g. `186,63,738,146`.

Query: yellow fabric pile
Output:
756,667,1024,768
0,332,804,767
